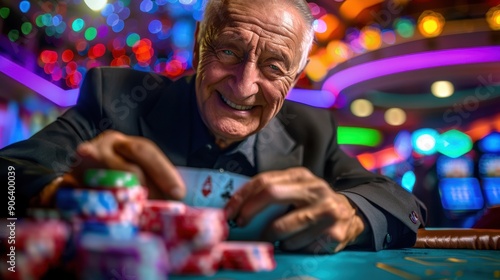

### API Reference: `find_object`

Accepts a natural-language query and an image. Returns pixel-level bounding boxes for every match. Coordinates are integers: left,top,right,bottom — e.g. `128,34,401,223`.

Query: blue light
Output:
106,13,120,27
140,0,154,12
112,20,125,33
439,178,484,210
20,1,30,13
401,171,416,192
286,89,336,108
479,132,500,153
148,20,162,34
101,3,114,17
478,154,500,177
394,130,412,160
482,178,500,206
411,128,440,156
172,20,193,48
436,155,473,178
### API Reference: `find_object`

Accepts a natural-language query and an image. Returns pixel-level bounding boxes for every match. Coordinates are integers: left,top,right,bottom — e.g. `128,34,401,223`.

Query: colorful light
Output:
412,128,440,156
486,5,500,30
126,33,140,47
305,56,328,82
19,1,31,13
418,11,445,38
384,108,406,126
0,7,10,19
337,127,382,147
286,89,336,108
359,26,382,51
431,80,454,98
322,46,500,96
401,171,416,192
437,129,472,158
394,130,412,160
394,17,415,38
8,30,20,42
315,14,341,42
72,18,85,32
84,27,98,41
350,99,373,117
84,0,108,11
478,132,500,153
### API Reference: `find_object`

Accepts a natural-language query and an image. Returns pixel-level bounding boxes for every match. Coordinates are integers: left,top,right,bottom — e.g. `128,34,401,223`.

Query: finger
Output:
262,203,333,243
114,137,185,200
279,222,331,252
75,140,146,184
236,179,322,227
225,168,315,220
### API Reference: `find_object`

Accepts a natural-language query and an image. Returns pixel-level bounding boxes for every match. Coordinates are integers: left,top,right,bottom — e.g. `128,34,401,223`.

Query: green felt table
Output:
170,249,500,280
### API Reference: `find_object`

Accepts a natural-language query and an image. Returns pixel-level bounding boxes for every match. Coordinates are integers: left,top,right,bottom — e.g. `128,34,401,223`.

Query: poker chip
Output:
219,241,276,272
77,233,168,280
139,200,187,234
161,207,228,250
167,242,222,276
84,169,140,188
81,221,138,239
56,188,118,217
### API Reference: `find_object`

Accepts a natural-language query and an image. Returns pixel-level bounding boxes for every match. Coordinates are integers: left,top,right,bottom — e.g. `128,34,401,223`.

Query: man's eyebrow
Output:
267,48,291,68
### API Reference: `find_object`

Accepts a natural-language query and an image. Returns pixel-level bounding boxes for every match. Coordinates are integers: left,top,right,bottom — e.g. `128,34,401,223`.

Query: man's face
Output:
194,0,307,147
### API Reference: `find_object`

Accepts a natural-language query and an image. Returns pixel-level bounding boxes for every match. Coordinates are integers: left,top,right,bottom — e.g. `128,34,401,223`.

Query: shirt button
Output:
205,144,212,150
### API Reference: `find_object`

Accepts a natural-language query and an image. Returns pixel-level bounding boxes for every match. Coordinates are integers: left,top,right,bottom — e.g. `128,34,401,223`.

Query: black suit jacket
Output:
0,67,426,250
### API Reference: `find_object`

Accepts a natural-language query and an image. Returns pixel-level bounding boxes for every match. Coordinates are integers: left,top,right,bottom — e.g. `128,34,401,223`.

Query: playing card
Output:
176,166,288,240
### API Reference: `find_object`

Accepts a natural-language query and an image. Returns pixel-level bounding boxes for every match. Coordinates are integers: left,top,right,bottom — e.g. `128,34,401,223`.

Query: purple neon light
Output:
0,55,79,107
0,53,335,108
286,89,336,108
322,46,500,95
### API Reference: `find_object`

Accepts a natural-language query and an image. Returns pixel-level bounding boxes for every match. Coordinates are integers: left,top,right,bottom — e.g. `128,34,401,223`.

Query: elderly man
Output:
0,0,426,253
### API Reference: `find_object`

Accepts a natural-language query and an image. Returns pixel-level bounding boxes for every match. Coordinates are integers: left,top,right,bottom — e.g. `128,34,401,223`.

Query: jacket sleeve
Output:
0,68,106,216
323,112,427,251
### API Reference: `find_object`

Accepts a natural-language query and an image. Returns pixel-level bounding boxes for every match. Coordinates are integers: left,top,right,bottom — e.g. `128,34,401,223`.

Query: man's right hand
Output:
66,130,185,200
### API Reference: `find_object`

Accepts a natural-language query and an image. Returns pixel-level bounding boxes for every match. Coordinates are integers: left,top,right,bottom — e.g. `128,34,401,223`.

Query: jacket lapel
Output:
139,76,194,166
256,117,304,172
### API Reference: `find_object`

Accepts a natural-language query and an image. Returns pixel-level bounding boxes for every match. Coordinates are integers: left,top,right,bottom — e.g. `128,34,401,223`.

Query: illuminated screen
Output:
482,178,500,206
478,154,500,177
436,156,473,178
438,178,484,210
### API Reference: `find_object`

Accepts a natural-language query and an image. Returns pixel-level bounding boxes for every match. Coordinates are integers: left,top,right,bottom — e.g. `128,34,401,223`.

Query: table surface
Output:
170,249,500,280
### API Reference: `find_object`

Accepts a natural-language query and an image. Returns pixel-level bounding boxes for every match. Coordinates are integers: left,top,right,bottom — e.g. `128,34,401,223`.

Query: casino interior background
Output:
0,0,499,228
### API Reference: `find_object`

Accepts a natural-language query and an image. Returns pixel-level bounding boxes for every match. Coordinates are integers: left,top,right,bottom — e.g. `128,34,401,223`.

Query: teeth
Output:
220,94,253,111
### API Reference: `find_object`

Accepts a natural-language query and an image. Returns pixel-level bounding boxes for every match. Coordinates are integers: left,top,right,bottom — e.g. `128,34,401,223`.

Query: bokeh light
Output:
412,128,440,156
384,108,406,126
418,11,445,38
394,17,415,38
431,80,454,98
84,0,108,11
486,5,500,30
351,99,373,117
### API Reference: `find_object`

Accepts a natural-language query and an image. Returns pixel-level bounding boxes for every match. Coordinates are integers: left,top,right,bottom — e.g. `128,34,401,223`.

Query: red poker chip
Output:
168,242,222,276
139,200,187,234
219,241,276,272
162,207,228,250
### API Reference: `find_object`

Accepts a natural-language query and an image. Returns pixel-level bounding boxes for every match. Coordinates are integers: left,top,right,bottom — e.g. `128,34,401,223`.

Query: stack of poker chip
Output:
138,200,277,275
161,207,229,275
0,219,69,280
55,169,168,279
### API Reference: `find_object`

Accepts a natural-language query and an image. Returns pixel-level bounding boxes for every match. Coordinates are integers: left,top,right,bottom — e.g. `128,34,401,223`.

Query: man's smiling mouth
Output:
219,93,254,111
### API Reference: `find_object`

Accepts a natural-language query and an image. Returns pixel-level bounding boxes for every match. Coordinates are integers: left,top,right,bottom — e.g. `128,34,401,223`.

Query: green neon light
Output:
337,127,382,147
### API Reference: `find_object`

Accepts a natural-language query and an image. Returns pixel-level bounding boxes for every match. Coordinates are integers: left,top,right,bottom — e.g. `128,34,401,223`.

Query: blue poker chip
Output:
56,188,118,217
81,221,138,239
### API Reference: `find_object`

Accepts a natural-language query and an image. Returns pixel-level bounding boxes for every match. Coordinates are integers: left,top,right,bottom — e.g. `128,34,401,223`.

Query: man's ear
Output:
192,22,201,70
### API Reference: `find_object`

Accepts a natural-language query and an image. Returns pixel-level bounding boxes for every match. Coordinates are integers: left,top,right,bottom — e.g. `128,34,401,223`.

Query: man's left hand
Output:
224,167,370,253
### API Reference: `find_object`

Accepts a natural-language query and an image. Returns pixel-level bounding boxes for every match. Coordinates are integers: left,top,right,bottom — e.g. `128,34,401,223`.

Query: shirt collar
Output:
189,92,256,168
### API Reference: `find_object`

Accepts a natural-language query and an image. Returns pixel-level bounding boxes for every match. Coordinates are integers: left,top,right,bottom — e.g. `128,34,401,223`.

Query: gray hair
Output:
199,0,314,71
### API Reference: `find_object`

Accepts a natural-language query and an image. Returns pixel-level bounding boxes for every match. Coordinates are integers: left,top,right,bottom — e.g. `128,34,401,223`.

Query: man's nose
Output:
232,61,259,97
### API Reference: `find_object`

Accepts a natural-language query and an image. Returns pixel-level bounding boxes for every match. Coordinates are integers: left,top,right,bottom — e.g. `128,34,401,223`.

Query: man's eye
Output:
222,50,234,56
269,64,280,71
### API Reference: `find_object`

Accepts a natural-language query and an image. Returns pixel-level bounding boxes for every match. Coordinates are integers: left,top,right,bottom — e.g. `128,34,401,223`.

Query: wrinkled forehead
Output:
203,0,306,36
